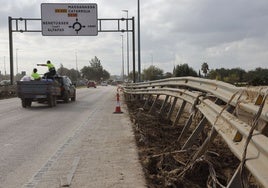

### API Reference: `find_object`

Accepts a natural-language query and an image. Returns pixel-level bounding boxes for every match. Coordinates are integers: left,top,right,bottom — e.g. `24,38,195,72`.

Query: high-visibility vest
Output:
47,63,55,71
31,72,40,80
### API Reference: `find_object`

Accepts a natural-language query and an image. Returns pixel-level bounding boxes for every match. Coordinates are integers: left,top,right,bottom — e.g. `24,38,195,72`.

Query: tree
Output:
201,62,209,77
207,68,229,81
57,64,69,76
142,65,163,81
245,68,268,86
173,64,198,77
163,72,173,79
207,69,220,80
68,68,81,81
102,69,110,81
207,68,246,84
81,56,110,81
57,64,81,82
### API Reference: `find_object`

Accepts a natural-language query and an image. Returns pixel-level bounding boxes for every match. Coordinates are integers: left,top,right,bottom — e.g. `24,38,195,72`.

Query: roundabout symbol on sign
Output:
69,18,86,34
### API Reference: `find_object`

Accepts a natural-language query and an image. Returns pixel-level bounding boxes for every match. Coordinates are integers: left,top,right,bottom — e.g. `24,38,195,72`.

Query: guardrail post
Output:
177,112,194,144
141,94,145,101
134,93,142,101
143,94,152,110
149,95,160,114
192,127,218,160
131,94,136,101
159,95,169,116
182,117,208,149
172,100,186,126
167,97,178,120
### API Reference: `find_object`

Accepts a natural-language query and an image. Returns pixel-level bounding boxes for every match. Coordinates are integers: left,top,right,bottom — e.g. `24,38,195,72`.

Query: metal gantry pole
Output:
122,10,130,79
8,16,14,85
121,35,125,82
132,17,136,83
126,12,130,79
16,48,18,75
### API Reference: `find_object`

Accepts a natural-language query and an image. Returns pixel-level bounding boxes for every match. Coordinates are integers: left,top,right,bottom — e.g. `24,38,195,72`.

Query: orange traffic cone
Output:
114,93,123,114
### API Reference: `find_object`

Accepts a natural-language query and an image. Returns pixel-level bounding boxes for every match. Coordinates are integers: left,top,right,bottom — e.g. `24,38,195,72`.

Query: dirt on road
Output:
126,99,260,188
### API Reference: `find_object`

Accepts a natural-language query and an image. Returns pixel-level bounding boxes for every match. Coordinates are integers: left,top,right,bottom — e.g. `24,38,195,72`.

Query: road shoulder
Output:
35,92,146,188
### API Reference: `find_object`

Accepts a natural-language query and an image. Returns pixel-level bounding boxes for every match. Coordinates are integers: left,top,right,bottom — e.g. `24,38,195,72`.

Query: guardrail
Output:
123,77,268,188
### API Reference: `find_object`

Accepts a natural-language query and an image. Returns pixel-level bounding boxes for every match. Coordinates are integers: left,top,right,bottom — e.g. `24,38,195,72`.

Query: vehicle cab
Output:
55,76,76,103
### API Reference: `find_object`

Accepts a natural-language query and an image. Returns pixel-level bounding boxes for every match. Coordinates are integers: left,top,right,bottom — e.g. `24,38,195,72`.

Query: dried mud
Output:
126,99,260,188
0,90,16,100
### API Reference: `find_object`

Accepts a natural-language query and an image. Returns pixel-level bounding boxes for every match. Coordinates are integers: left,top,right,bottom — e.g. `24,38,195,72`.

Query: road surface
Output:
0,86,145,188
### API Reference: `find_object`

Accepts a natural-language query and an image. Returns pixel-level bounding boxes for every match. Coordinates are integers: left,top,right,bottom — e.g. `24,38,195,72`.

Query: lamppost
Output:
122,9,130,80
75,50,78,71
16,48,18,75
75,50,79,81
121,35,125,82
4,56,6,75
137,0,141,82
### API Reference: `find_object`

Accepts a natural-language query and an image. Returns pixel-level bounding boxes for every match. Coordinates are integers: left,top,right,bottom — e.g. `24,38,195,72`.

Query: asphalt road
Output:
0,86,145,188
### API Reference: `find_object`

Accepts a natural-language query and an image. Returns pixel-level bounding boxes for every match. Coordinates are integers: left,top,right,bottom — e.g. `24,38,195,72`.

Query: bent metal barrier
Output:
123,77,268,188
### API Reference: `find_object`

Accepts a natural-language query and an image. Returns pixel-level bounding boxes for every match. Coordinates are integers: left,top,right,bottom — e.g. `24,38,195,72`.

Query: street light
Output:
4,56,6,75
75,50,79,81
122,10,130,80
137,0,141,82
120,35,125,82
16,48,18,75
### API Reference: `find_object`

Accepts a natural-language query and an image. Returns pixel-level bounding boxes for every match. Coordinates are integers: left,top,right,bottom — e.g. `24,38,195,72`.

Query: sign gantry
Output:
8,4,136,84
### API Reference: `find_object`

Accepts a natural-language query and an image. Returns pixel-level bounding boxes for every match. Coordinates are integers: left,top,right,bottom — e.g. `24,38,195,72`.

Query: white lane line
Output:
60,156,80,187
23,108,99,188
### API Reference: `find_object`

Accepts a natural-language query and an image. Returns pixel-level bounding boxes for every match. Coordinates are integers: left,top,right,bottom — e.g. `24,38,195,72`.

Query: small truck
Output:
17,76,76,108
17,79,61,108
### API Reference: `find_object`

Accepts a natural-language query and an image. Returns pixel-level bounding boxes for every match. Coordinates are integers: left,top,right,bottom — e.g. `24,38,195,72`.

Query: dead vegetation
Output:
125,99,259,188
0,86,17,99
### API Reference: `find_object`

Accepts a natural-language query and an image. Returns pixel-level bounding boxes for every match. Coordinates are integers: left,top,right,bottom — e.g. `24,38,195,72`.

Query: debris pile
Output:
126,100,243,187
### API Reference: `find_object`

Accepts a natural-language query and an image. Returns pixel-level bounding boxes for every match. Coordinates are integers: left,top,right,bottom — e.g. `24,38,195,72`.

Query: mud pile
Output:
126,99,259,187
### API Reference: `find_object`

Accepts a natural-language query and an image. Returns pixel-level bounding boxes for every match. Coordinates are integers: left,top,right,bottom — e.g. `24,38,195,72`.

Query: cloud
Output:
0,0,268,77
137,0,268,72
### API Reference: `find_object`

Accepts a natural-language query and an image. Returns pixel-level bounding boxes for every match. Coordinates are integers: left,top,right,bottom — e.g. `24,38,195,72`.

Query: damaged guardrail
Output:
126,76,268,122
124,77,268,188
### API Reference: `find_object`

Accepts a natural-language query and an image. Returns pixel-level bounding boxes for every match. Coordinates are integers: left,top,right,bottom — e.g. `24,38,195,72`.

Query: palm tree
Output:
201,62,209,77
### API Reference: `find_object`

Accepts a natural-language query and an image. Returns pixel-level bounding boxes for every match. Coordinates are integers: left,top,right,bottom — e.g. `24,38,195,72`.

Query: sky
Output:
0,0,268,77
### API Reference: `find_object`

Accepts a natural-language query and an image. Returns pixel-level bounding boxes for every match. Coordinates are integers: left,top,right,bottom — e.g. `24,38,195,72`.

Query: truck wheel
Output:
25,99,32,107
71,92,76,102
63,91,69,103
22,99,31,108
48,95,54,107
53,96,57,107
22,99,26,108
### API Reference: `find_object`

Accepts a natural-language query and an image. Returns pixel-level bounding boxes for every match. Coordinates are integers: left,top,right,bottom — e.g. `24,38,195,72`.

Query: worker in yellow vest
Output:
31,68,41,80
37,60,56,78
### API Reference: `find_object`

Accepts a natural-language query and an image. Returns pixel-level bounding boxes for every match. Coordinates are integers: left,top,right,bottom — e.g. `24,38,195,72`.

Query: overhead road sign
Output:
9,16,136,84
41,3,98,36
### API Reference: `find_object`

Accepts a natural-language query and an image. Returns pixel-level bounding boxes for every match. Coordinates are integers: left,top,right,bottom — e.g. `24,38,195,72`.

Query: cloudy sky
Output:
0,0,268,77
